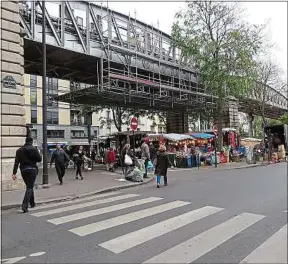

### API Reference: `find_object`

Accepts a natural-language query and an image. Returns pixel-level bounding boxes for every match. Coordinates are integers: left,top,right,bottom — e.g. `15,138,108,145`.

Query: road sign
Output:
130,117,138,131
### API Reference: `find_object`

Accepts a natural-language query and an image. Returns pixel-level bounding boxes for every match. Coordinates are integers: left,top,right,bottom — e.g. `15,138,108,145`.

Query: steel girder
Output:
19,1,287,114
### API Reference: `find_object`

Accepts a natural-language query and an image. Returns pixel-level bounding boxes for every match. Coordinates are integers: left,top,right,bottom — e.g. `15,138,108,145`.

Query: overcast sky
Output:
101,1,287,78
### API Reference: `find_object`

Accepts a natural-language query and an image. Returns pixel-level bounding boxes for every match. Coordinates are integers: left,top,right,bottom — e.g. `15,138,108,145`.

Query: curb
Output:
1,177,155,211
221,162,270,170
168,162,270,173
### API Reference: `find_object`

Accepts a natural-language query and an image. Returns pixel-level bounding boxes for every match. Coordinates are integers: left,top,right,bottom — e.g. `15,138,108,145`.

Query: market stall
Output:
190,133,219,166
147,133,195,168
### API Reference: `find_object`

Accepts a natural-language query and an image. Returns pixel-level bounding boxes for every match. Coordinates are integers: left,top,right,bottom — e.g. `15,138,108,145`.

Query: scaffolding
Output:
19,1,217,112
95,3,216,111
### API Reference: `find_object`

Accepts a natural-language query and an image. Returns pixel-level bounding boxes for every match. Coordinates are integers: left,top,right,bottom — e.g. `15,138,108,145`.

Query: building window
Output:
30,89,37,105
31,109,37,124
158,125,166,133
47,110,59,125
47,130,64,138
46,77,58,107
71,130,87,138
30,129,37,139
30,75,37,105
30,75,37,88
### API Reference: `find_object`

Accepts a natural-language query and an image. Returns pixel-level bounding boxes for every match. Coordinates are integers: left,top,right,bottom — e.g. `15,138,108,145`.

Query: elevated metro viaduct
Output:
1,1,287,190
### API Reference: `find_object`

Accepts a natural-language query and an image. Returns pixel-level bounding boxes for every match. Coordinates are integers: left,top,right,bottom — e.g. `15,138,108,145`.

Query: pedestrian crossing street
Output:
29,191,287,263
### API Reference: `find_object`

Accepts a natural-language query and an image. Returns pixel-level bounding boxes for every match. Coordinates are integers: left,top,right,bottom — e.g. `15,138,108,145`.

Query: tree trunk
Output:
112,109,122,132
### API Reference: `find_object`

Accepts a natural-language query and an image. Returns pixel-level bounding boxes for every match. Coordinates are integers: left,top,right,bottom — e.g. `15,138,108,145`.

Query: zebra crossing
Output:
28,191,287,263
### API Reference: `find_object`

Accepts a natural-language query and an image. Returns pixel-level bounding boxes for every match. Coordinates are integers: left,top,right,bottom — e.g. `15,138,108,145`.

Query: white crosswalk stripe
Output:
143,212,264,263
29,192,121,211
30,194,139,217
28,192,286,263
240,224,287,264
48,197,163,225
69,200,190,236
99,206,224,253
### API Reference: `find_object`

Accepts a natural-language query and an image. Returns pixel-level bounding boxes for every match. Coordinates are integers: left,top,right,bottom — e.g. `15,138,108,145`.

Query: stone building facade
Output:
1,1,26,190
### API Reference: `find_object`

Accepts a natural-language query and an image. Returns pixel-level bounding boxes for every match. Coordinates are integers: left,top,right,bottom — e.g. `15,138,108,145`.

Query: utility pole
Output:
42,0,48,185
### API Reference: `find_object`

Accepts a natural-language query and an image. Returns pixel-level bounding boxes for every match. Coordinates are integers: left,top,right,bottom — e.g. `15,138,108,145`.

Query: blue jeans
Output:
157,175,167,185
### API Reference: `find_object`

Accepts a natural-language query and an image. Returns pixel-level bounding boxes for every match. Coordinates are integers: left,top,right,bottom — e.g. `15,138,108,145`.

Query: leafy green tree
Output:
187,109,213,131
251,59,286,125
279,113,288,125
171,1,266,148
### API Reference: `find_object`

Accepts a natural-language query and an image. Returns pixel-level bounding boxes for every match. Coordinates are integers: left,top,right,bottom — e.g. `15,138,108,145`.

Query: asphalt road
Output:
2,163,287,264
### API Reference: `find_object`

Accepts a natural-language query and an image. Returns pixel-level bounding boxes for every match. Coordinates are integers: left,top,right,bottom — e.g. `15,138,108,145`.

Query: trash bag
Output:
132,167,143,182
135,159,145,172
125,167,143,182
125,168,134,181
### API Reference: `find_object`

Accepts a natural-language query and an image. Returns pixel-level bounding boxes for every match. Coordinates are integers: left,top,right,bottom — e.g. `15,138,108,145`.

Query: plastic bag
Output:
124,154,133,165
132,168,143,182
147,160,153,169
125,167,143,182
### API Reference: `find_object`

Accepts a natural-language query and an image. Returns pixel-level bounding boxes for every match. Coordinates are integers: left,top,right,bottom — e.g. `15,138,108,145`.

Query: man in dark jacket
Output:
50,144,70,185
12,137,42,213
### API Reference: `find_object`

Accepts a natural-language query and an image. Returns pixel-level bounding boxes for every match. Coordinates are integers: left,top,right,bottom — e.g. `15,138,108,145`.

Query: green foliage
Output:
172,1,265,99
252,116,264,139
279,113,288,125
187,109,213,131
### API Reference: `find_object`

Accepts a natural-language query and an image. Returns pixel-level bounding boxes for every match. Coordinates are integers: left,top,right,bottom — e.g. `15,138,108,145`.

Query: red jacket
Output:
107,151,116,163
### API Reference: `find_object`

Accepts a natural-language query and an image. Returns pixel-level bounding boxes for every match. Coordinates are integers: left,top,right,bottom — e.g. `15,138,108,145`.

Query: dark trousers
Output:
21,168,37,210
144,159,149,178
55,163,66,183
76,163,82,177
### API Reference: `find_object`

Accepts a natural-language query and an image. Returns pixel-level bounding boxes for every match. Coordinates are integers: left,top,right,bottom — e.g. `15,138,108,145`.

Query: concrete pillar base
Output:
1,179,25,191
1,159,25,190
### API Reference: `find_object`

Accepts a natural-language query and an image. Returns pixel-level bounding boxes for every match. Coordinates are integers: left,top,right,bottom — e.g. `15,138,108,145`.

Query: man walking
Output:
50,144,70,185
141,137,150,178
12,137,42,213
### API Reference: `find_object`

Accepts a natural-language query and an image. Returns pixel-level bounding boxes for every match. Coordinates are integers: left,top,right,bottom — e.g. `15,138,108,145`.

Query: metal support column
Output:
42,0,49,185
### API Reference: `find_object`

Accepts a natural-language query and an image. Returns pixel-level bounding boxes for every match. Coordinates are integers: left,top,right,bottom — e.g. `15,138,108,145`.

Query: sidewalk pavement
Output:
1,161,271,210
2,166,153,210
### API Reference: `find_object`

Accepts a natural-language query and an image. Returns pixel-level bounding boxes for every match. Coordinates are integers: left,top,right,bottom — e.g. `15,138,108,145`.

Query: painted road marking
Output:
240,224,287,264
29,252,46,257
29,192,121,211
1,252,46,264
30,194,139,217
99,206,224,254
48,197,163,225
1,257,26,264
143,212,264,263
70,200,190,236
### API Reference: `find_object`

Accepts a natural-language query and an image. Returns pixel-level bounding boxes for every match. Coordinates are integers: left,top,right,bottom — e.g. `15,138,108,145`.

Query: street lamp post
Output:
42,0,48,185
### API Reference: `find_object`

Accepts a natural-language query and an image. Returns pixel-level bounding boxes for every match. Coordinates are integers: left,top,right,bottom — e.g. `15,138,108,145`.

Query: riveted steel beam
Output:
65,1,87,53
89,5,108,58
38,1,62,47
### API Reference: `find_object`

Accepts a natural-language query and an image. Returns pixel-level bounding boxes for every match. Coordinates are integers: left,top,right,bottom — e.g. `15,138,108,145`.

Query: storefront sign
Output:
2,76,16,89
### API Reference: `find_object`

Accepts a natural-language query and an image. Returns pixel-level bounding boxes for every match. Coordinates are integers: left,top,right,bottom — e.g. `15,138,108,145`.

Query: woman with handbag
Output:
154,145,172,188
121,144,135,176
